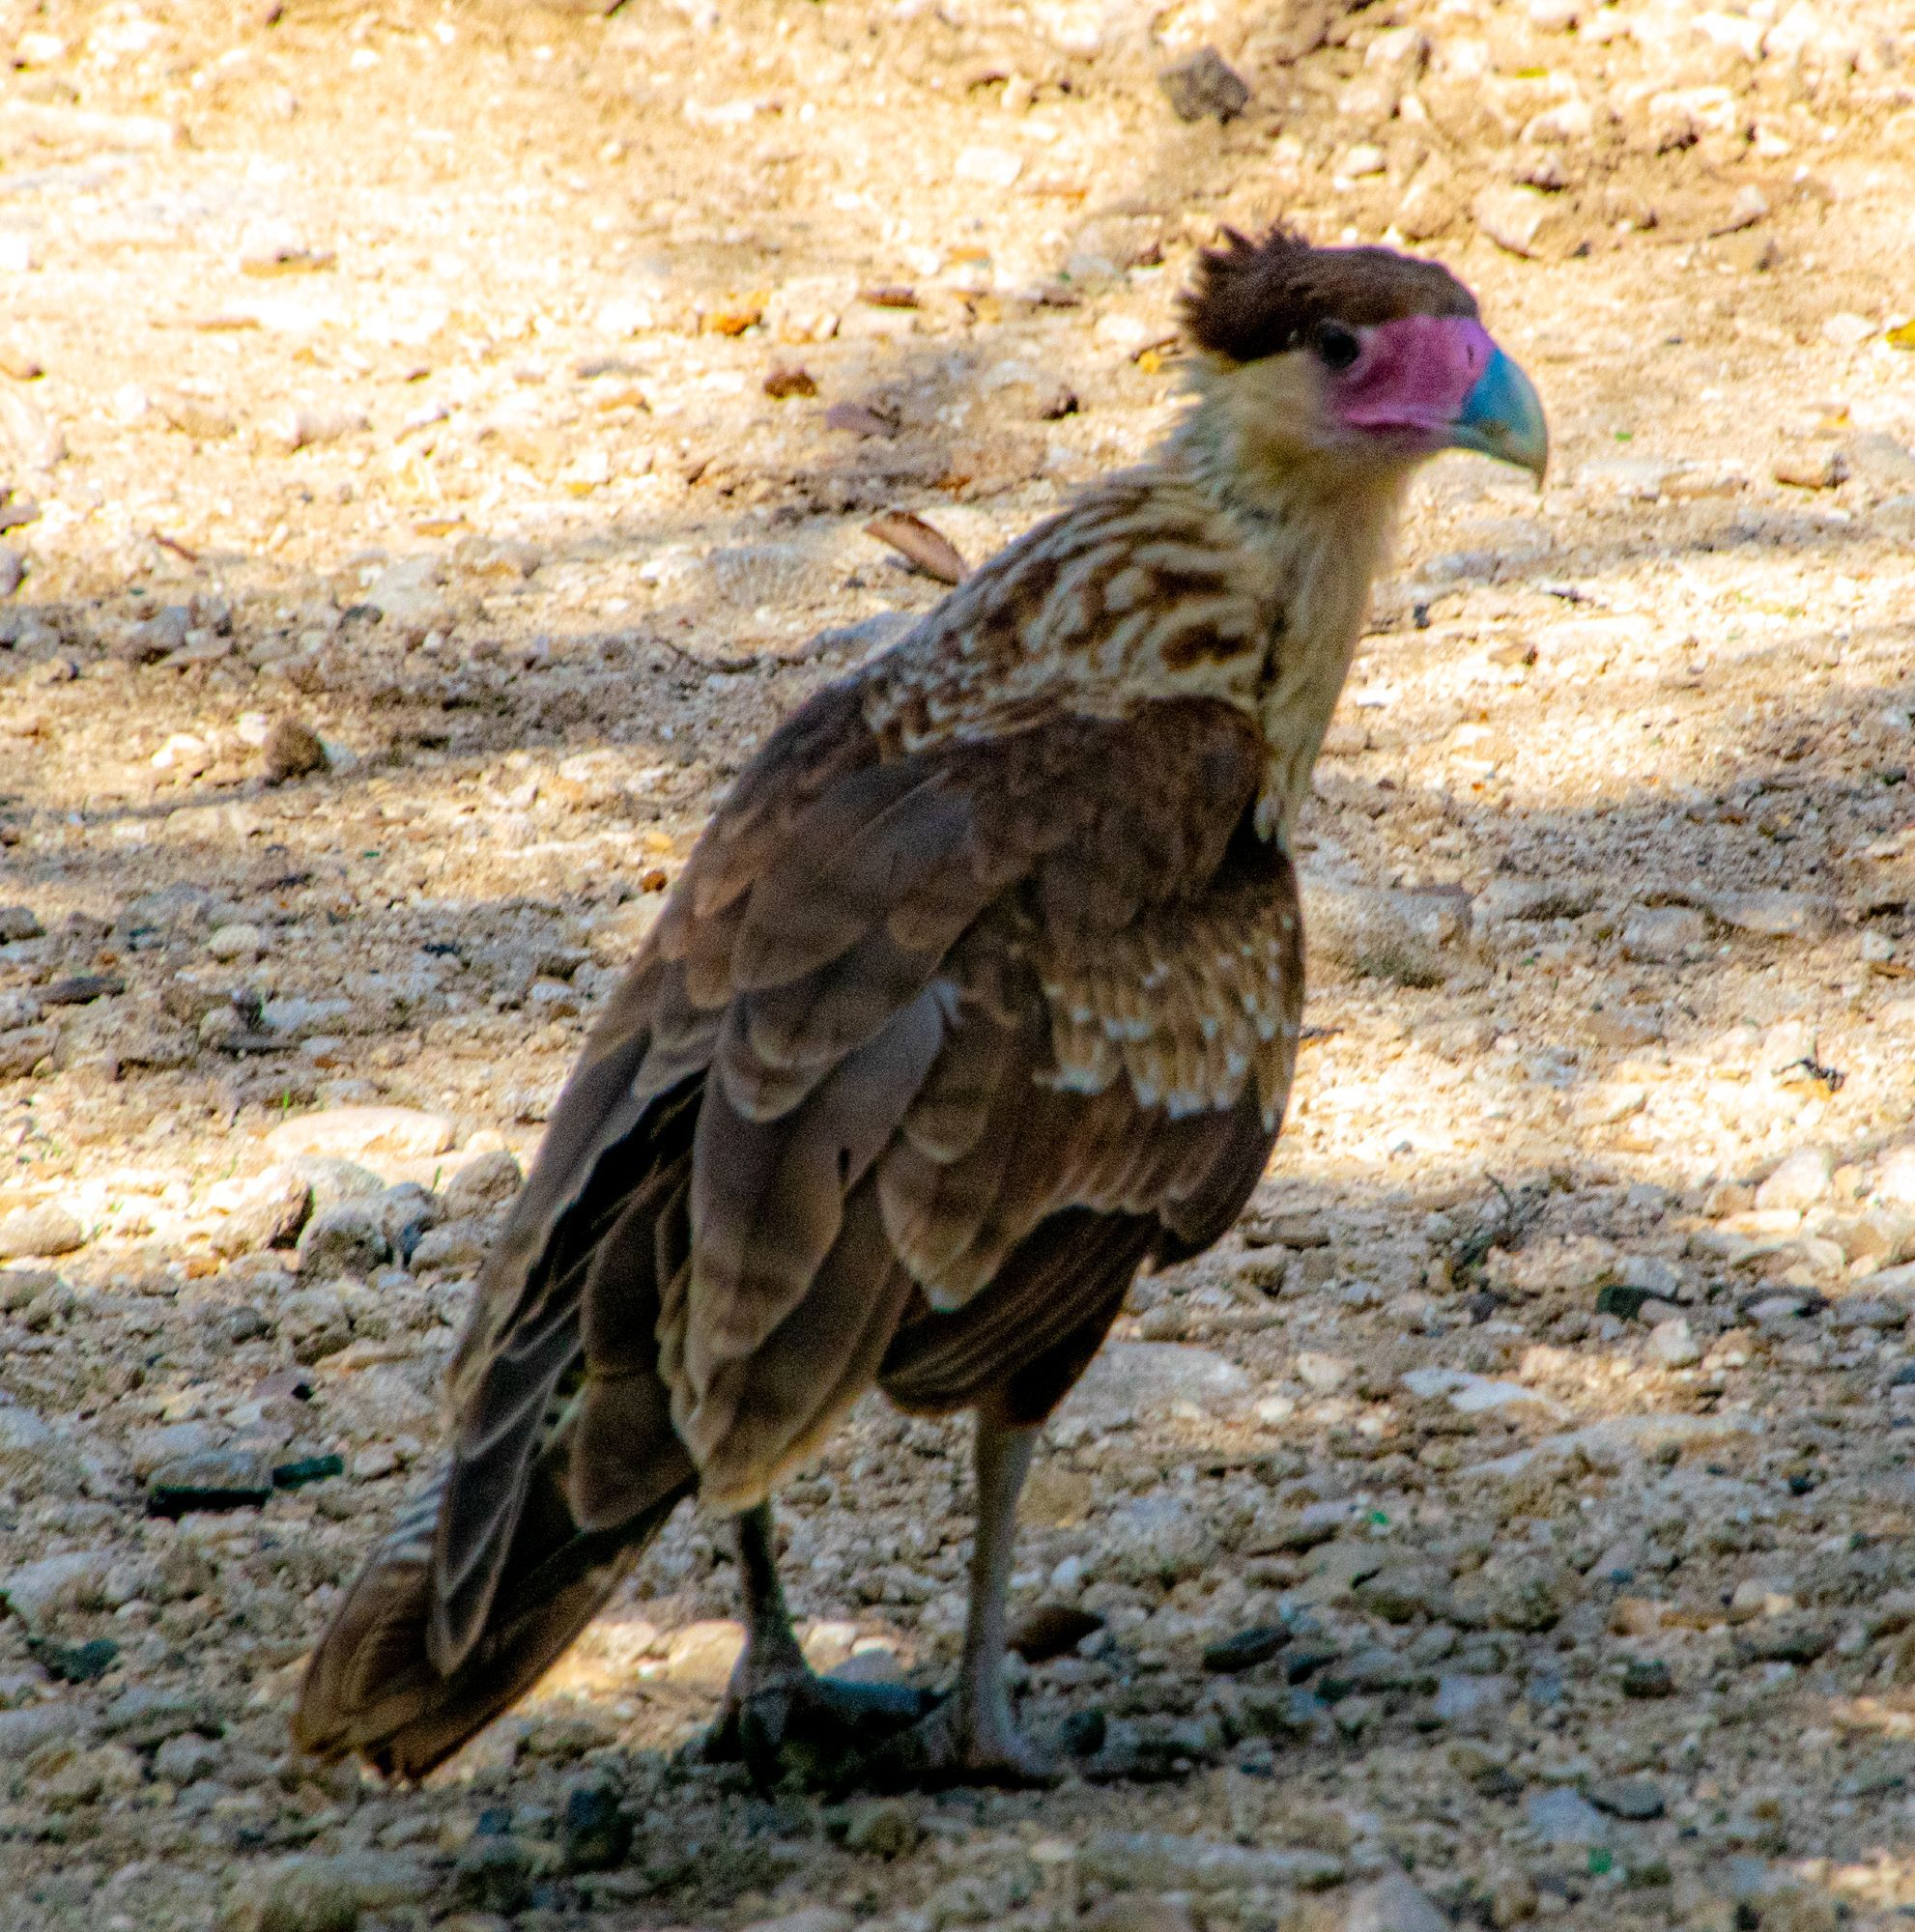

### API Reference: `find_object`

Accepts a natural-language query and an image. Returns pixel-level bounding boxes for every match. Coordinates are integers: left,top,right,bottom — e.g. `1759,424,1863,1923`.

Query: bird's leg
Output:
708,1500,929,1783
948,1409,1053,1779
734,1496,811,1685
863,1409,1056,1788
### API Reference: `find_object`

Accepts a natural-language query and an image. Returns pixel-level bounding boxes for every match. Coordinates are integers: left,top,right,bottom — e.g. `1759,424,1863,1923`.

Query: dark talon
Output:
705,1670,936,1788
847,1696,1061,1793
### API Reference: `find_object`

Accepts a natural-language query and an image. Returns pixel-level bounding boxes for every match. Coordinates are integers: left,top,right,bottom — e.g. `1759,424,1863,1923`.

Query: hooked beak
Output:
1447,347,1549,481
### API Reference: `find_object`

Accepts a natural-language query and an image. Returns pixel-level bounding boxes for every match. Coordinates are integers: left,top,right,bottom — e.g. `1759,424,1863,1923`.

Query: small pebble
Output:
263,718,329,782
1620,1656,1674,1699
842,1797,921,1858
1774,446,1848,490
207,922,265,961
1157,47,1250,123
1202,1625,1290,1674
1649,1317,1701,1368
1588,1776,1665,1821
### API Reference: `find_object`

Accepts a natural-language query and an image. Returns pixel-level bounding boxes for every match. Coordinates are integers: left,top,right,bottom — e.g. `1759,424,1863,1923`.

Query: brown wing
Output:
665,692,1300,1508
297,678,1300,1772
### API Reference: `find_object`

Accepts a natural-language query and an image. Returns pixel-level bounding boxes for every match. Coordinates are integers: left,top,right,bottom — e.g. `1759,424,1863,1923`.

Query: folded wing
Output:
296,678,1303,1775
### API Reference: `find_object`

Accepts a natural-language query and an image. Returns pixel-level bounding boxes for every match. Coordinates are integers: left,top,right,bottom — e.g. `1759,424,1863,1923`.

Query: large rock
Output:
0,1202,84,1260
0,1023,57,1078
408,1217,488,1272
2,1548,114,1629
1308,882,1472,987
659,1618,747,1692
1524,1786,1609,1846
1081,1832,1344,1895
362,555,451,641
266,1105,455,1163
1705,889,1830,938
740,1912,854,1932
1476,877,1596,923
227,1851,435,1932
1157,48,1251,123
441,1148,523,1218
205,1167,312,1258
296,1203,391,1280
1345,1874,1450,1932
1098,1493,1220,1588
1067,1342,1250,1424
0,1400,58,1473
1757,1148,1833,1212
1472,1408,1759,1478
1621,905,1705,962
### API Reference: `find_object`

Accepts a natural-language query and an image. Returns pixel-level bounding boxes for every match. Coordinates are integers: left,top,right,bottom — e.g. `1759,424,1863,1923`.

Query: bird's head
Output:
1181,226,1547,494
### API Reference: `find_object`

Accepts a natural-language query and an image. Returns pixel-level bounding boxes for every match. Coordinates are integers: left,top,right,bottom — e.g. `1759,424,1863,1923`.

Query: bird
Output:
292,224,1546,1789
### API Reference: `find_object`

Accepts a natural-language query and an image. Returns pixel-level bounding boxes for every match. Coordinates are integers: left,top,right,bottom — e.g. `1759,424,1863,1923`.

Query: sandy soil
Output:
5,1,1915,1928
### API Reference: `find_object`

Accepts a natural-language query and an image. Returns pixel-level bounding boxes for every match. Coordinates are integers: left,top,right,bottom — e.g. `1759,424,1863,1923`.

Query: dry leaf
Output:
241,248,336,277
703,298,764,337
865,509,968,585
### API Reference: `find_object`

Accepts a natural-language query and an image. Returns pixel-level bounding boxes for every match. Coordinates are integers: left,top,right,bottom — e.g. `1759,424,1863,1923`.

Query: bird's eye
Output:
1312,322,1360,371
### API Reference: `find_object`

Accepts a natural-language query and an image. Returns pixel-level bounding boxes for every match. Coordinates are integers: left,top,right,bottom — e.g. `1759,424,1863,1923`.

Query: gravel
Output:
3,0,1914,1926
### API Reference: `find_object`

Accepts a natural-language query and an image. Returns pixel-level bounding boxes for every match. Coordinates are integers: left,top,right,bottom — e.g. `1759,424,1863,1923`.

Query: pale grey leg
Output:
953,1413,1042,1767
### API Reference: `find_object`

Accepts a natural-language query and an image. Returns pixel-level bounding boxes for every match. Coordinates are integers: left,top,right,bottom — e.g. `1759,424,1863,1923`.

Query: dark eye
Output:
1312,321,1360,371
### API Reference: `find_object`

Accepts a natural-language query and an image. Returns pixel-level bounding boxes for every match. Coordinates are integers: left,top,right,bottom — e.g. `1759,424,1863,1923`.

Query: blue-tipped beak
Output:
1448,347,1549,480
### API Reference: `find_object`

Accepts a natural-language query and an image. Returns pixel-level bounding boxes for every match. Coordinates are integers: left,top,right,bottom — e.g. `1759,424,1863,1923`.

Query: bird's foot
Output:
854,1694,1060,1792
703,1664,934,1787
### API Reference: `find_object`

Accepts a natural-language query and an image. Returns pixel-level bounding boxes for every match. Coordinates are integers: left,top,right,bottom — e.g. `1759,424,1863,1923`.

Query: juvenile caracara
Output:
295,227,1546,1786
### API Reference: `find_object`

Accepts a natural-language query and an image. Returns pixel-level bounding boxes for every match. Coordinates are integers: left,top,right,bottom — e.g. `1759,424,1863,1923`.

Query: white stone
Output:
1696,10,1766,59
206,922,265,961
266,1106,456,1162
1649,1318,1702,1368
1706,890,1829,938
1525,1786,1609,1846
1621,905,1706,961
1822,312,1875,348
1345,1873,1450,1932
1066,1341,1250,1421
954,145,1022,188
1875,1149,1915,1206
1472,1409,1759,1478
661,1618,747,1692
1757,1148,1834,1212
739,1913,853,1932
1081,1831,1345,1896
2,1548,113,1628
1401,1367,1566,1417
1576,455,1672,500
1297,1350,1354,1393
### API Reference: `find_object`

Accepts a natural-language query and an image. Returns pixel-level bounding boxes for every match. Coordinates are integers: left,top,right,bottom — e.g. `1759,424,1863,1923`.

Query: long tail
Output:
293,1455,694,1781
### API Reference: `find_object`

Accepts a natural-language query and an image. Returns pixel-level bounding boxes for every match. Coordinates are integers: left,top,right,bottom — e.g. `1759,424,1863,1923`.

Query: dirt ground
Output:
5,0,1915,1927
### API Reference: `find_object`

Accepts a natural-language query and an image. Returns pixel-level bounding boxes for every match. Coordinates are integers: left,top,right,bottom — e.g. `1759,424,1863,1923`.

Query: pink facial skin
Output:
1328,314,1497,449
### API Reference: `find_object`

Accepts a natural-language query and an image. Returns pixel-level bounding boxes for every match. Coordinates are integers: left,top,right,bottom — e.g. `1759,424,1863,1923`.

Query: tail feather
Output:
294,1467,692,1781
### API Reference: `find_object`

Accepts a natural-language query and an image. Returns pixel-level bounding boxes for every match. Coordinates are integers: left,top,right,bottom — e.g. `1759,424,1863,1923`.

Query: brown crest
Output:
1181,225,1477,364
